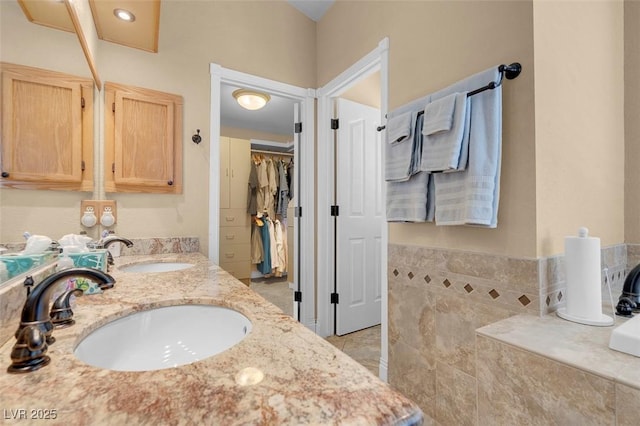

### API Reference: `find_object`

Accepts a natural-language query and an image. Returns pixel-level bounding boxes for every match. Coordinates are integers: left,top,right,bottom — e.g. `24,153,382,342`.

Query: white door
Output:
335,98,382,335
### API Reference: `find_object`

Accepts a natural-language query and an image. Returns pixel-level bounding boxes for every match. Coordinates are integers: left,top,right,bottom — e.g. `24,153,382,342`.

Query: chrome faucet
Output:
7,268,115,374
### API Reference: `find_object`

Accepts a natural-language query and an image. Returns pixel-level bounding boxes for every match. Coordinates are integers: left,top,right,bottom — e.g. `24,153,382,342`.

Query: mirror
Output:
0,1,98,285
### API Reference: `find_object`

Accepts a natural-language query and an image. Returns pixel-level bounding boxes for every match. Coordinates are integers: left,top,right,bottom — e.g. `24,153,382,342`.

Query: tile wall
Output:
388,242,628,424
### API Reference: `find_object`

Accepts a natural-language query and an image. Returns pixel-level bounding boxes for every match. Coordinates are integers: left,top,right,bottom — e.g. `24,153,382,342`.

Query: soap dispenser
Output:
56,249,75,272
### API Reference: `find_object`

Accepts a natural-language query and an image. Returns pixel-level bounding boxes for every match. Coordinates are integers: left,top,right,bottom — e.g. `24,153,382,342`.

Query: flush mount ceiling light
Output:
113,8,136,22
232,89,271,111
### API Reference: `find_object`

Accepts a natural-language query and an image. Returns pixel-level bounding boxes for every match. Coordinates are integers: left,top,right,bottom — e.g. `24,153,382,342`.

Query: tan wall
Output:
0,1,316,255
318,0,537,257
0,1,95,243
534,0,624,256
625,0,640,244
221,127,292,144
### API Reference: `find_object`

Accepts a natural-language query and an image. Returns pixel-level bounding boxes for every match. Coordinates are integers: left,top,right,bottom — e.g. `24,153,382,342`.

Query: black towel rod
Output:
376,62,522,132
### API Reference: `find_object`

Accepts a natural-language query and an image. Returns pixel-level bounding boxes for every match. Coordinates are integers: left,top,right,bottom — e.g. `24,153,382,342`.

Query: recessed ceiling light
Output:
113,8,136,22
232,89,271,111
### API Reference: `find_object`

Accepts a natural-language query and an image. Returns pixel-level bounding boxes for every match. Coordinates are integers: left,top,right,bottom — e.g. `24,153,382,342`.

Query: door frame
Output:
209,64,317,331
316,38,390,380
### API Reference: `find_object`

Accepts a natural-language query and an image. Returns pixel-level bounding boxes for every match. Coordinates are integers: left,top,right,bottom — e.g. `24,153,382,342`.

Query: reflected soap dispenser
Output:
56,248,75,272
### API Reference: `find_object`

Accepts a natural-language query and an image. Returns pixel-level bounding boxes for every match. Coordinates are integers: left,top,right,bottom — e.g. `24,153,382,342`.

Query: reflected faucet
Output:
7,268,115,374
96,236,134,266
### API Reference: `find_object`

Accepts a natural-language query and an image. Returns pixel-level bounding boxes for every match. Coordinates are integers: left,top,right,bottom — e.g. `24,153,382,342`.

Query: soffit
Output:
17,0,75,33
89,0,161,53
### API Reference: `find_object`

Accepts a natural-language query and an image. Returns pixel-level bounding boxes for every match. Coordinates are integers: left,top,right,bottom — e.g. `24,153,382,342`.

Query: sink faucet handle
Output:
7,324,51,374
50,289,83,328
23,275,35,296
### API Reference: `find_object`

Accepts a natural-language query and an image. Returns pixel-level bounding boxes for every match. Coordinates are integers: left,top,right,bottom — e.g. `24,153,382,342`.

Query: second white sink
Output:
74,304,252,371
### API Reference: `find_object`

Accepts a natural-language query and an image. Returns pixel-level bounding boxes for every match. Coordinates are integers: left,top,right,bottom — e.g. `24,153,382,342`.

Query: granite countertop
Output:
0,253,422,425
477,311,640,390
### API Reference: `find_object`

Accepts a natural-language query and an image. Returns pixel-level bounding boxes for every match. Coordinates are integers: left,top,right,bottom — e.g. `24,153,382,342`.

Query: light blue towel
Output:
422,92,456,135
386,111,413,144
420,92,471,173
385,94,430,182
432,67,502,227
386,171,434,222
385,111,417,182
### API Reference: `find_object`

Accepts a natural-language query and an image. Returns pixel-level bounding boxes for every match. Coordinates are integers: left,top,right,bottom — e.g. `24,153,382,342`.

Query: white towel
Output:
420,92,470,173
422,93,456,136
386,171,434,222
433,67,502,227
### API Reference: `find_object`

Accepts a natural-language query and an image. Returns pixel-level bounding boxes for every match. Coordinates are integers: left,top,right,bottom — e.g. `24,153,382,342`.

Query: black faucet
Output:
616,263,640,316
7,268,115,374
97,236,134,266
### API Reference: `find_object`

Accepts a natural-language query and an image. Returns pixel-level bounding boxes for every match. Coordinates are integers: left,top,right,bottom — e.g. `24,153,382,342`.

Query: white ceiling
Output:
287,0,334,22
220,83,297,137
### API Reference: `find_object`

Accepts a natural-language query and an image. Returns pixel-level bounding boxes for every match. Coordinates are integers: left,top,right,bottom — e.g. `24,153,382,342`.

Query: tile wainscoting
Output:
388,242,629,425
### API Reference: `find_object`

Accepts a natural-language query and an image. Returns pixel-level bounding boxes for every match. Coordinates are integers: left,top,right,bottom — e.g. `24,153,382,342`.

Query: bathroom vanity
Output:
0,253,422,425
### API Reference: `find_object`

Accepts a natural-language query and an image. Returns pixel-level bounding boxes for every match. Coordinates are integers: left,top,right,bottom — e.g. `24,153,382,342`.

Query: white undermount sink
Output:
118,262,194,273
74,305,252,371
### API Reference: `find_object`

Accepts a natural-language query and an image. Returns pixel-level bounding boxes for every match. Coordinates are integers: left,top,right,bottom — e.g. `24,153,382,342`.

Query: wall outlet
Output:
100,200,117,225
81,200,100,227
81,200,117,228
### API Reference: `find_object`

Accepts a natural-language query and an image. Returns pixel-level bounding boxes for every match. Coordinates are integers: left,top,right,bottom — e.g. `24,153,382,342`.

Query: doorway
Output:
209,64,316,330
317,38,389,379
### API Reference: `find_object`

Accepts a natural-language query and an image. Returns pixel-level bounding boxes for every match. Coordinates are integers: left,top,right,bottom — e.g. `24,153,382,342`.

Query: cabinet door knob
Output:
225,216,235,222
167,180,174,186
1,172,8,178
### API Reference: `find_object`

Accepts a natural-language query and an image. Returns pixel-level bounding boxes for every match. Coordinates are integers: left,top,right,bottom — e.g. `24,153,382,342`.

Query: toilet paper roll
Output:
564,228,602,320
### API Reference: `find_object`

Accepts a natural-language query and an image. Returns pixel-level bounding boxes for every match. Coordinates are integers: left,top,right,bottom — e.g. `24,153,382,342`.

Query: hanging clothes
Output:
267,217,279,273
247,159,259,216
255,157,269,216
265,158,278,219
276,160,289,217
274,220,287,277
256,218,272,275
286,159,294,200
250,221,263,264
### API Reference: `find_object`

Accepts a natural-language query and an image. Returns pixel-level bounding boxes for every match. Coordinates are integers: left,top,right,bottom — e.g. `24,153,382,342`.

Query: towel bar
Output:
376,62,521,131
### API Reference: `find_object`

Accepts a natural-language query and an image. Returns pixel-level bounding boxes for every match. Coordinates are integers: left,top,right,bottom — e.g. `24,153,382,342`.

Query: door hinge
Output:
81,97,85,109
294,206,302,218
331,118,339,130
111,163,115,173
294,291,302,302
81,160,85,171
294,122,302,134
331,293,339,304
330,205,339,217
112,102,116,113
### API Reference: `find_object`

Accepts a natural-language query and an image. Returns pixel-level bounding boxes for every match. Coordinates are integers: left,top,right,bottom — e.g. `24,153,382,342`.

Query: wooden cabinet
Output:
0,62,94,191
104,82,183,193
219,137,251,281
220,137,251,209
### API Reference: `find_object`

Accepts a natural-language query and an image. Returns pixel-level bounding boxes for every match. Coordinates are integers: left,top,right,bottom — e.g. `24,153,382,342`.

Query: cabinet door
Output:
228,138,250,209
105,82,183,193
220,137,230,209
1,63,93,190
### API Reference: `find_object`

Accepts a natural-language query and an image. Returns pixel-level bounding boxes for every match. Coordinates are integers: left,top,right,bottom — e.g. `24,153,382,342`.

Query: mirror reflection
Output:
0,1,96,285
